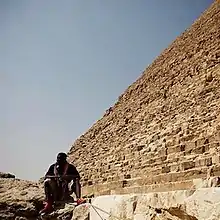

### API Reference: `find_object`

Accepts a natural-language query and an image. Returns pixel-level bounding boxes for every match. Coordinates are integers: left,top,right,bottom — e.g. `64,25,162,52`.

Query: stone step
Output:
110,179,194,194
81,152,219,186
82,165,217,196
81,140,220,185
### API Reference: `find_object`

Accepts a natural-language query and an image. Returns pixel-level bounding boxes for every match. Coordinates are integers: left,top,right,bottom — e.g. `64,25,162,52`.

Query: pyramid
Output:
68,1,220,196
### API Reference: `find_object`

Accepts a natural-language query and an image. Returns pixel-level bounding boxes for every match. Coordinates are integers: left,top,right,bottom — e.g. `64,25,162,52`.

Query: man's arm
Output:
66,164,80,180
72,165,80,179
44,164,55,179
68,164,81,199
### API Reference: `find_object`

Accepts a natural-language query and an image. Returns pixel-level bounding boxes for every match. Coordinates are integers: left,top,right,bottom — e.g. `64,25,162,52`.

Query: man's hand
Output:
76,198,85,205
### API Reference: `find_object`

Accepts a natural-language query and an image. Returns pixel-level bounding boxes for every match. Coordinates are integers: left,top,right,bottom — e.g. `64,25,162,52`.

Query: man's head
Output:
56,152,67,165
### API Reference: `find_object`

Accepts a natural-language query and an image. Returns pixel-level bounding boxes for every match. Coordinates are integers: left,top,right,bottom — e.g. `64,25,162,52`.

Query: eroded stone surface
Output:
0,178,89,220
0,178,44,219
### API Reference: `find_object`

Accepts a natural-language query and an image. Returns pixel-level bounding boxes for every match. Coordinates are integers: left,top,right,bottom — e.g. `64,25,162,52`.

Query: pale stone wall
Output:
68,1,220,196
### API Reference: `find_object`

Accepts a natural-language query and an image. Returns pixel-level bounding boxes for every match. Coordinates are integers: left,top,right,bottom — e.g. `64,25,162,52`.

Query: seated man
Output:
40,152,82,214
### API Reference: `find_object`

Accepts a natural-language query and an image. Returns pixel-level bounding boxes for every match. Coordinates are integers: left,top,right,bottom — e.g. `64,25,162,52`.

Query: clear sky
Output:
1,0,213,181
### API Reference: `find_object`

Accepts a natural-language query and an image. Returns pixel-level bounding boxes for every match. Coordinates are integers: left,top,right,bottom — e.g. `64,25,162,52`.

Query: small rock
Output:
205,72,213,82
20,191,28,196
71,203,90,220
38,176,45,184
0,172,15,178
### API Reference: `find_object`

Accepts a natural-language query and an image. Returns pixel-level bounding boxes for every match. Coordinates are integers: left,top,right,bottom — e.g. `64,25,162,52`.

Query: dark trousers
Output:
44,178,81,202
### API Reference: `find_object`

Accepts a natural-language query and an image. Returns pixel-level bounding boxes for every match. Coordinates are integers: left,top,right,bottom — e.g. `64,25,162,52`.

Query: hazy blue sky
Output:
1,0,213,181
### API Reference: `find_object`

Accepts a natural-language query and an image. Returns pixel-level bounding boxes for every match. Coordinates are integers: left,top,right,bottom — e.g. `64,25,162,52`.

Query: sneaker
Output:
39,201,53,214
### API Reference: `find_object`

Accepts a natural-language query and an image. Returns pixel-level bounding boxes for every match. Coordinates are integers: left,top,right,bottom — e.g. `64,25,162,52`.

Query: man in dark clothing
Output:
40,152,82,214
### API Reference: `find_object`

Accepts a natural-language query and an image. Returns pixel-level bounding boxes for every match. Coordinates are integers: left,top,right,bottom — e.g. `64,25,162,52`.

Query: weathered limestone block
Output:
90,188,220,220
71,203,90,220
170,163,180,172
180,161,195,171
212,154,220,164
195,157,212,167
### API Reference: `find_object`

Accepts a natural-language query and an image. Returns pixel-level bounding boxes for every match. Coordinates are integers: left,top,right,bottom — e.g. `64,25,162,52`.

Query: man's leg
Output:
75,179,81,199
59,181,69,201
71,179,81,199
44,178,52,201
40,178,57,214
45,178,59,201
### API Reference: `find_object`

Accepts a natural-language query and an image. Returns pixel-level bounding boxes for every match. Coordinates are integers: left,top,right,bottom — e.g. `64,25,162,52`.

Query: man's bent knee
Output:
44,178,57,189
44,178,52,186
44,178,52,183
